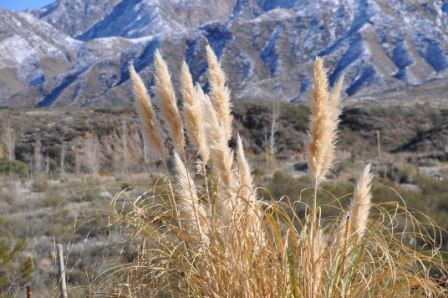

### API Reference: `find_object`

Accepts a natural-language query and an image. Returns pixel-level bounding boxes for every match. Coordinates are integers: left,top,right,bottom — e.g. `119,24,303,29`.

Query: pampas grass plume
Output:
307,57,337,185
181,62,210,163
154,51,185,155
202,92,234,192
236,134,254,201
206,45,233,142
349,163,373,239
174,152,209,243
330,76,344,123
129,64,166,159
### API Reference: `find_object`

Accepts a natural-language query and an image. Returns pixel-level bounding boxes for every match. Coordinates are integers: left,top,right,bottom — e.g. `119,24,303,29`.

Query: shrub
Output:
0,159,28,181
31,180,49,193
38,188,68,208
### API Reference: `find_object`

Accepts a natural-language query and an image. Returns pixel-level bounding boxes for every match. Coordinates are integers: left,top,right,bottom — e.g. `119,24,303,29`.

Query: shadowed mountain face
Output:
0,0,447,107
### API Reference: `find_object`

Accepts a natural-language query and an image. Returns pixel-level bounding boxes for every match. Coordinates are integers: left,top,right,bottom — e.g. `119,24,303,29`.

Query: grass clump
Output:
100,49,447,297
0,159,28,181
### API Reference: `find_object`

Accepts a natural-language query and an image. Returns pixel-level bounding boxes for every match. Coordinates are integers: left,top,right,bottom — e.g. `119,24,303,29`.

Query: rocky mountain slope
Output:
0,0,447,107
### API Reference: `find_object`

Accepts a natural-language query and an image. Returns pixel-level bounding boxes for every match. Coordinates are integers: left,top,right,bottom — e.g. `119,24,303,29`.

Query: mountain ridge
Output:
0,0,447,107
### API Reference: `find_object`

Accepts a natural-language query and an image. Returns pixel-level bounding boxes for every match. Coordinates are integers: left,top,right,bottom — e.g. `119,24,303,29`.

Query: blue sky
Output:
0,0,54,11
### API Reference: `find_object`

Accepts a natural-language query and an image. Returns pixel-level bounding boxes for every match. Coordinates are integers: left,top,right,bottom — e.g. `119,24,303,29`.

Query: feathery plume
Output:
348,163,373,239
320,76,343,179
206,45,233,142
154,51,185,155
174,152,209,243
202,94,234,192
181,62,209,163
236,134,254,201
329,77,344,123
129,64,166,159
307,57,336,184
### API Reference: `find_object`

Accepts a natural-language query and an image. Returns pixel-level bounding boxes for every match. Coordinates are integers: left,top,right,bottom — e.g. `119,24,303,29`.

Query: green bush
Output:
0,159,28,181
0,219,33,294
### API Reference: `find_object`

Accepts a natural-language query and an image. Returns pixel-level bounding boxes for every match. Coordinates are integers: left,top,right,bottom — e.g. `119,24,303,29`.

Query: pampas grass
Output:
101,50,447,297
307,58,341,265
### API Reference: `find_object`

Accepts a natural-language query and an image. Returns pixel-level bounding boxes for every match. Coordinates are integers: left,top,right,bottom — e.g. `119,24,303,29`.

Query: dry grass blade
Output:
154,51,185,155
311,229,327,294
128,64,166,159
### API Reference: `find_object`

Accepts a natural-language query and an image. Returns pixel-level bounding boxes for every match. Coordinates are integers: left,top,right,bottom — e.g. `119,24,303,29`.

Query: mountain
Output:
30,0,122,38
33,0,238,40
0,9,78,102
0,0,447,107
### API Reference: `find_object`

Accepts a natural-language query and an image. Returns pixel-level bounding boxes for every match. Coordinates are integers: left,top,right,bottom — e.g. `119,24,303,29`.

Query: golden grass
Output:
101,51,447,297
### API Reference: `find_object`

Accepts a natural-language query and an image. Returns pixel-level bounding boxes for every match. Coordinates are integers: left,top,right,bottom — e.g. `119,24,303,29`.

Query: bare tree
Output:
142,137,152,174
1,115,16,160
84,133,100,176
34,138,43,178
376,130,382,162
75,143,81,176
263,101,280,166
45,153,50,177
60,141,66,180
121,118,129,174
263,126,269,165
269,101,280,159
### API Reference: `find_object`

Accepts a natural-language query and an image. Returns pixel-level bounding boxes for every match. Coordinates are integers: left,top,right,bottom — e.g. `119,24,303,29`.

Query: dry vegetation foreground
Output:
1,98,448,295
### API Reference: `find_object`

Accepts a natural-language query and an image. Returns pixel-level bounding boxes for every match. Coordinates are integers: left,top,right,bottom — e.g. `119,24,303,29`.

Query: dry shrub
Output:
98,51,447,297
